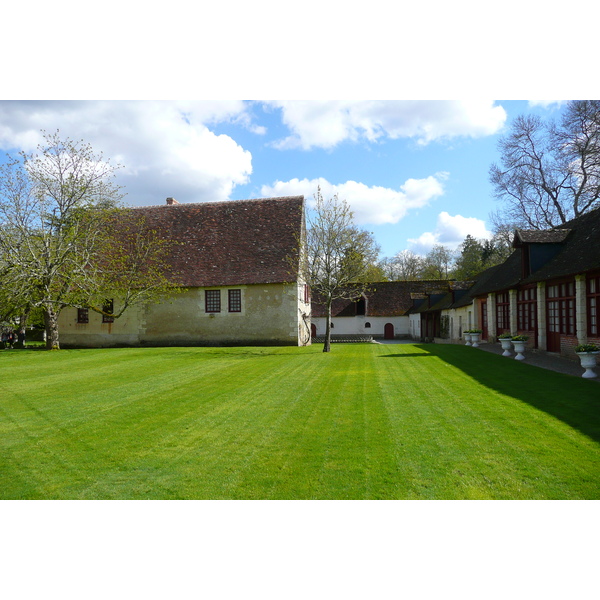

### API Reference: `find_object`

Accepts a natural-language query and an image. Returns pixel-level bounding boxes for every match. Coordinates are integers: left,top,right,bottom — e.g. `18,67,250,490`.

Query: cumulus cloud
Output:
265,100,507,150
408,211,493,254
260,174,447,225
0,101,255,206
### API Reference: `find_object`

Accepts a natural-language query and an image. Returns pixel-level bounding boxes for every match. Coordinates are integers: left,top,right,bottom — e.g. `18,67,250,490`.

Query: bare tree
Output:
490,101,600,229
303,189,379,352
376,256,399,280
0,131,176,349
383,249,424,280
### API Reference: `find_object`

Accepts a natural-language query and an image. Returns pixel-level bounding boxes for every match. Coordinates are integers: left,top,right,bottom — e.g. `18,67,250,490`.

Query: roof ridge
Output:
130,195,304,210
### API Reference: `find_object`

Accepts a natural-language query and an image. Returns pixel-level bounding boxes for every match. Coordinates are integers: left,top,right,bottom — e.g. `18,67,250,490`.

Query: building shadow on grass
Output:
409,344,600,443
380,353,435,358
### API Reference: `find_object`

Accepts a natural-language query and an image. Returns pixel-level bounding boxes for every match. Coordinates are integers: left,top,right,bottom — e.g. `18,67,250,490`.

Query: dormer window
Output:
513,228,571,278
355,296,366,316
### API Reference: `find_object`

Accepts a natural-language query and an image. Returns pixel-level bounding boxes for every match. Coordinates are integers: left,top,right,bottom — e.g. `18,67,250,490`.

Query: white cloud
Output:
260,174,447,225
527,100,567,109
265,100,507,150
0,101,255,206
408,211,492,254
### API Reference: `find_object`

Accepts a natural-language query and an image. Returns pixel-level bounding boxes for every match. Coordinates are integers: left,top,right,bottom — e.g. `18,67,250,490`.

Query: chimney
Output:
166,197,179,205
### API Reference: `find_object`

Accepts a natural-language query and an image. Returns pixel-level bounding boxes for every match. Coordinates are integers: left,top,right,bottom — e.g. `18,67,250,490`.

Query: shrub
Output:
575,343,600,353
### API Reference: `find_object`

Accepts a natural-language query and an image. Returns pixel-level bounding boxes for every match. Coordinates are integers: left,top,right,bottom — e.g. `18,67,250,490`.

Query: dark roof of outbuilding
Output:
465,251,524,297
385,208,600,313
521,208,600,283
133,196,305,287
514,229,571,245
311,280,449,318
471,207,600,295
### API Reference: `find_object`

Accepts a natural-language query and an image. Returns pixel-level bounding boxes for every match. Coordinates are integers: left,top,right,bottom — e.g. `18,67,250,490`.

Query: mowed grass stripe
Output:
1,344,599,499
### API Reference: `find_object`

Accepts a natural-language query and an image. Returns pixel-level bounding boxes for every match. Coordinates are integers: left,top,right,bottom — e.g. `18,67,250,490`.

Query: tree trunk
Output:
323,299,332,353
44,307,61,350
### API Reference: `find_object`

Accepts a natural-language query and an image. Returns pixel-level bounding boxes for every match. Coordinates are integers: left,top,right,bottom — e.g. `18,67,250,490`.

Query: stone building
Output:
57,196,311,347
311,281,449,340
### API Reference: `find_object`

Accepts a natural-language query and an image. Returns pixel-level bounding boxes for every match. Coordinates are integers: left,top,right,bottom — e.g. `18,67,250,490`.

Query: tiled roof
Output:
472,207,600,295
311,280,449,317
514,229,571,244
133,196,305,287
412,293,448,313
522,208,600,282
464,251,523,297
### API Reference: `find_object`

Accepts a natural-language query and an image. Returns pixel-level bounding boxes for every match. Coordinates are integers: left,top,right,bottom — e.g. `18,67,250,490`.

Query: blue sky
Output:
0,100,568,259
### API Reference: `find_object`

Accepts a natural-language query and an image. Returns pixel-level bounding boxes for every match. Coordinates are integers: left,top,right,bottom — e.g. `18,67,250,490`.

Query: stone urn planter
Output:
470,331,481,348
575,344,600,378
464,333,472,346
498,336,513,357
511,336,528,361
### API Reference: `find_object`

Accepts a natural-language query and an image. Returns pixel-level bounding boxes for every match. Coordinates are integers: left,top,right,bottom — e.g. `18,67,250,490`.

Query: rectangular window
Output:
588,275,600,336
77,308,89,324
517,287,537,331
102,300,114,323
228,289,241,312
205,290,221,313
496,291,510,333
547,282,576,335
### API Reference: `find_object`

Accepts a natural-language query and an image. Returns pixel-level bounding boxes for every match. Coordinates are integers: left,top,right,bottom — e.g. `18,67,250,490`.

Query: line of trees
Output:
378,101,600,283
0,131,177,349
377,232,512,283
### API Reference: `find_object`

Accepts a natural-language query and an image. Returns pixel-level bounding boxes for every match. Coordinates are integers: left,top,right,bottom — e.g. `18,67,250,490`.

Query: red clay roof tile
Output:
132,196,305,287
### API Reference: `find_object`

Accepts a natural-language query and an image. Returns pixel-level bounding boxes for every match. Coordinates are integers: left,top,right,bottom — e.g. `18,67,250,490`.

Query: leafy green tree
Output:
452,233,512,280
0,131,176,349
452,235,485,280
303,188,380,352
421,244,454,279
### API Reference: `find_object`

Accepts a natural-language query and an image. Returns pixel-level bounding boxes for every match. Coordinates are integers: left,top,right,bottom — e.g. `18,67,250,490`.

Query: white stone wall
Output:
444,305,473,342
57,282,308,347
409,313,421,340
311,315,410,338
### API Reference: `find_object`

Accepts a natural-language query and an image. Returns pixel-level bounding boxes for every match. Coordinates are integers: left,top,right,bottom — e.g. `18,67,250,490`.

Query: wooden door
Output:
481,299,488,340
384,323,394,340
546,299,561,352
546,281,576,353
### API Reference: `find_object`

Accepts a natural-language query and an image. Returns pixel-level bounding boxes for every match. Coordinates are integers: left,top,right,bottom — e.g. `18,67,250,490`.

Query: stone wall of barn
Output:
57,282,309,347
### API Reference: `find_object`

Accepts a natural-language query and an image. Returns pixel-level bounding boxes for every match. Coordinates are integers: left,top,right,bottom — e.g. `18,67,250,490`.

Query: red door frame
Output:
481,299,488,340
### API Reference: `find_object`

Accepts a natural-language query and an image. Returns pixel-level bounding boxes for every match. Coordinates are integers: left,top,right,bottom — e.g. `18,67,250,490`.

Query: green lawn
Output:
1,343,599,499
